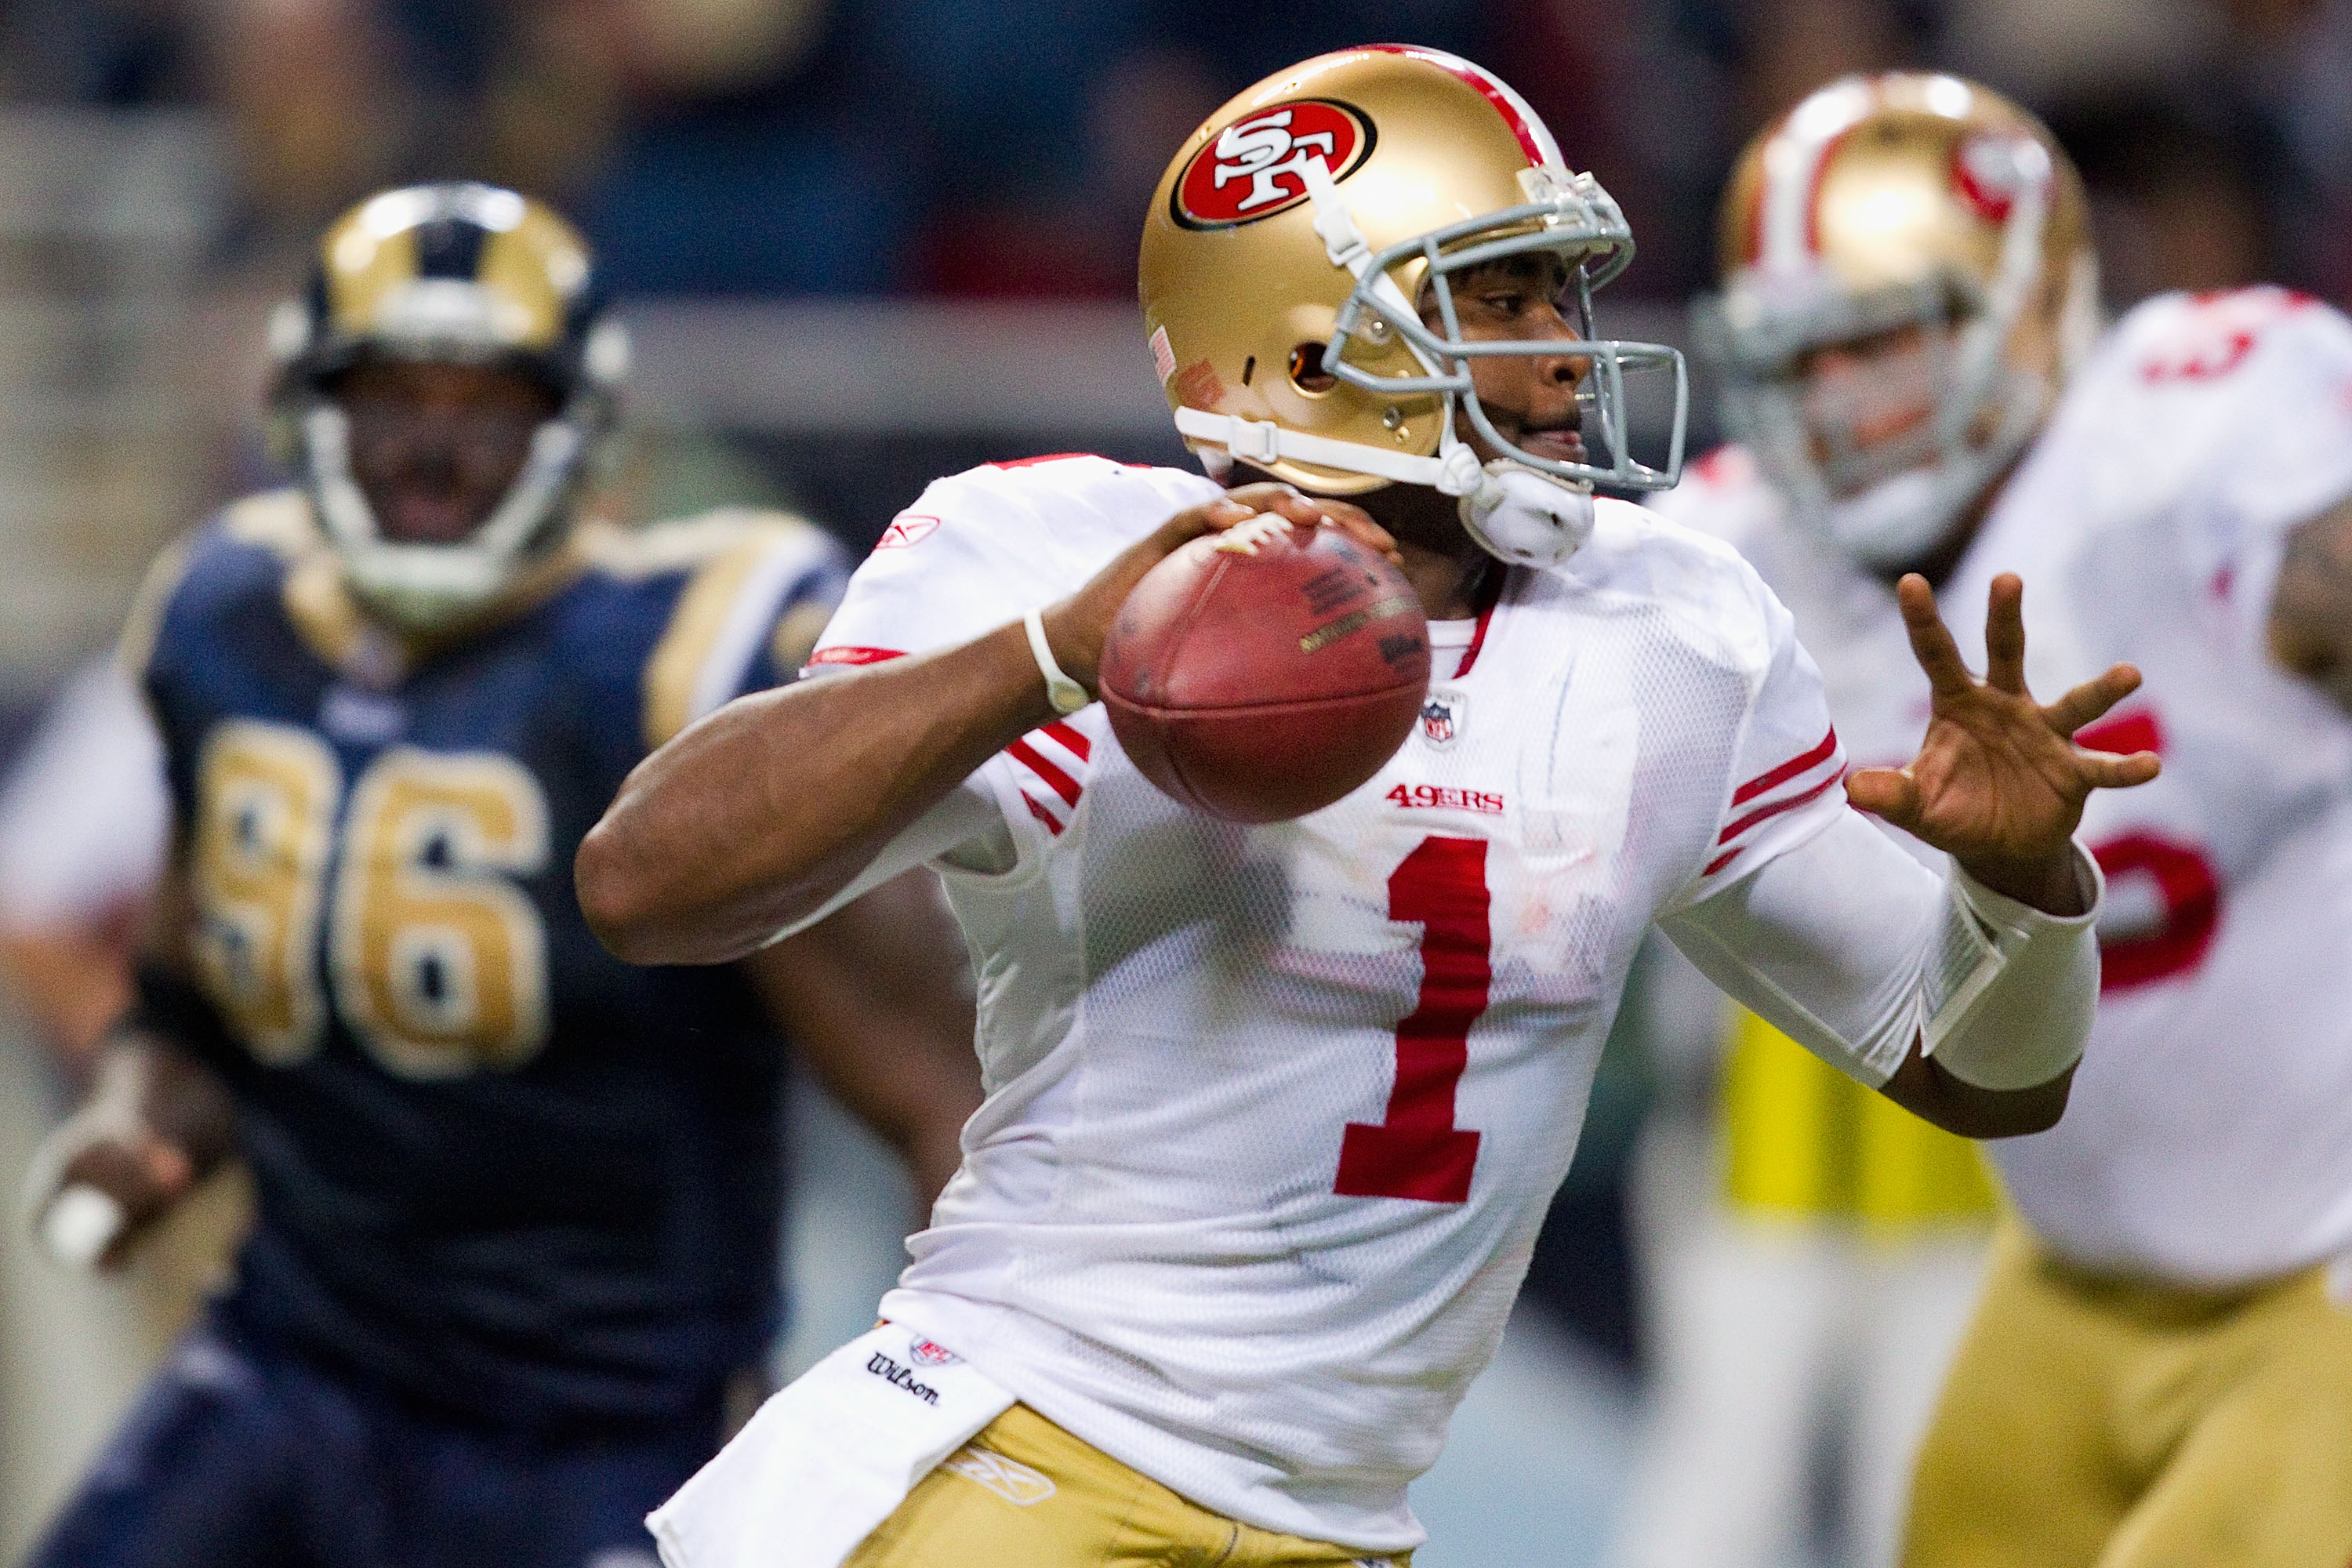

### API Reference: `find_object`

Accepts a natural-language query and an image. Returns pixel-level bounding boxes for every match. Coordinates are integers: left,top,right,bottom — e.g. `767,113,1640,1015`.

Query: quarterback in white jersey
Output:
1689,72,2352,1568
580,49,2148,1568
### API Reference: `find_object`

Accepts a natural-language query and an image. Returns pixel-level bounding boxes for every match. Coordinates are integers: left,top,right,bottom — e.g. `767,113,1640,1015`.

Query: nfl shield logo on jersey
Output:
1419,688,1466,749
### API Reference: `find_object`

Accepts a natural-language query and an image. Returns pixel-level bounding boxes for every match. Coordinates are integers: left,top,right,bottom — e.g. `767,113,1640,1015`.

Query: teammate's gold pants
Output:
845,1403,1407,1568
1903,1218,2352,1568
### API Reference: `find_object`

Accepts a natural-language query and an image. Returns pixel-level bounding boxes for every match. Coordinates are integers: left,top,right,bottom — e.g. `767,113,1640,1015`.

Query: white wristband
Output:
1023,608,1090,716
1920,848,2103,1091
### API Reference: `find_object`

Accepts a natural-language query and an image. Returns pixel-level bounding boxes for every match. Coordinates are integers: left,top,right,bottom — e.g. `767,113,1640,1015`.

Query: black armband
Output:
125,965,238,1068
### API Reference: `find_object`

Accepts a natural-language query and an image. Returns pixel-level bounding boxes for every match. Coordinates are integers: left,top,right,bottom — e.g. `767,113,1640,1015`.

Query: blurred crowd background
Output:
0,0,2343,691
0,1,2339,1563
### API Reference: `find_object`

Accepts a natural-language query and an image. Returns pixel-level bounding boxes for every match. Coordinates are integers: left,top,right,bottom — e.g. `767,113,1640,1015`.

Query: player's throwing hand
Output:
1039,484,1395,695
1846,572,2161,910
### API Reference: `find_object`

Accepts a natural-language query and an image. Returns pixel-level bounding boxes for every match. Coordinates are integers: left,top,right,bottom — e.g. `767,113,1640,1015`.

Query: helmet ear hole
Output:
1287,343,1337,395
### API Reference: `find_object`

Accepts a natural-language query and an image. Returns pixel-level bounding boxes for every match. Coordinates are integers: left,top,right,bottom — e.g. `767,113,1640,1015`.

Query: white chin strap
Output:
1172,406,1595,568
1817,464,1982,571
1815,391,2035,571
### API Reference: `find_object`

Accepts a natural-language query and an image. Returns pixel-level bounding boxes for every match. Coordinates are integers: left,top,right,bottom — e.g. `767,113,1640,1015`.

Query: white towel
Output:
648,1323,1018,1568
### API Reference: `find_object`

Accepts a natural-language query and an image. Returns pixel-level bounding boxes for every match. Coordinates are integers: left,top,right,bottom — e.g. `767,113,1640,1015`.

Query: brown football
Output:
1100,520,1430,822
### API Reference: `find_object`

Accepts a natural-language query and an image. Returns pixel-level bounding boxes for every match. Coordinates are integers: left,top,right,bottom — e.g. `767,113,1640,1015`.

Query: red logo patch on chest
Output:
1173,100,1375,229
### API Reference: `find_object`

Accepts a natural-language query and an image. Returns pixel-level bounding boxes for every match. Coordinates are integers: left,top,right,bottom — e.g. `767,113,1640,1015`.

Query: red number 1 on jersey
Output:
1335,837,1490,1203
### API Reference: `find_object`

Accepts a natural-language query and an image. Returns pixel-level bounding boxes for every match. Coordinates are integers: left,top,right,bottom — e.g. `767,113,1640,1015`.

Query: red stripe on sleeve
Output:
1718,772,1842,846
1007,739,1083,807
1022,794,1065,837
808,646,906,667
1041,721,1093,760
1730,727,1839,806
1701,848,1741,879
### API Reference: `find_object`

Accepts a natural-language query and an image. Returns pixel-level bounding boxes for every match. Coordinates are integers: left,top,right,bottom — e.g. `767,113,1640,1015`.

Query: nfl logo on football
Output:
1419,688,1466,750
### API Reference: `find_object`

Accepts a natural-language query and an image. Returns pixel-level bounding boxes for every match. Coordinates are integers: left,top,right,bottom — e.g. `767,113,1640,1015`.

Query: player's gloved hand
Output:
1847,572,2161,915
1040,483,1396,695
20,1034,235,1271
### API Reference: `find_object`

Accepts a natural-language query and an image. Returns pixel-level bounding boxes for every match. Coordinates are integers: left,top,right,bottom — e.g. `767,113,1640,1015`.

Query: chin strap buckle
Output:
1228,416,1283,465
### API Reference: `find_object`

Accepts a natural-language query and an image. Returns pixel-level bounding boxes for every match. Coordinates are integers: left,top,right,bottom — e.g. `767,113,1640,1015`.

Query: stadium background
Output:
0,0,2337,1561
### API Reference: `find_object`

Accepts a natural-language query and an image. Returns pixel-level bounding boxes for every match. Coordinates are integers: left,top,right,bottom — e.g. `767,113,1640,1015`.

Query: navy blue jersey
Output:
125,492,848,1431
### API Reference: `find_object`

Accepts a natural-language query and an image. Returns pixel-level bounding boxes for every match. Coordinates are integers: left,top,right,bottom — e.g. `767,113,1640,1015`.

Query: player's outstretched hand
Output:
1040,483,1396,695
20,1037,234,1271
1846,573,2160,915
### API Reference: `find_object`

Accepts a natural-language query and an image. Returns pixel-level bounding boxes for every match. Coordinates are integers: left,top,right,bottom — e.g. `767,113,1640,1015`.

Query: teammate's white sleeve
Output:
1659,808,2103,1091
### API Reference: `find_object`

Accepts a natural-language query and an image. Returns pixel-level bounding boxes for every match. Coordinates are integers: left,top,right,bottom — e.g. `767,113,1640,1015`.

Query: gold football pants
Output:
845,1403,1408,1568
1904,1218,2352,1568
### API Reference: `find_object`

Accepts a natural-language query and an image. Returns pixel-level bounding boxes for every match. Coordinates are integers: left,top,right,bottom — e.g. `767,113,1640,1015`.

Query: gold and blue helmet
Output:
267,183,630,630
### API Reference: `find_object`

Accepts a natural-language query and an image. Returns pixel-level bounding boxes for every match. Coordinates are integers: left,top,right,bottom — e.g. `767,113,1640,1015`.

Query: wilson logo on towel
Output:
864,1350,942,1406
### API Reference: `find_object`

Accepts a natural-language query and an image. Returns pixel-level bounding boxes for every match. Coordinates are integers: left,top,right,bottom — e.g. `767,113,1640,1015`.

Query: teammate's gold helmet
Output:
267,183,629,630
1138,45,1686,563
1696,74,2098,570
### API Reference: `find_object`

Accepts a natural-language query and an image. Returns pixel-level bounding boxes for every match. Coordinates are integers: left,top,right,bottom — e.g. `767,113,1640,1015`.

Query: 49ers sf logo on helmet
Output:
1173,100,1376,229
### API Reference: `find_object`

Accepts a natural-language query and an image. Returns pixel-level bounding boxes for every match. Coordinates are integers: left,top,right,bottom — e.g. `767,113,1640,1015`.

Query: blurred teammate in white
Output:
578,47,2153,1568
1671,71,2352,1568
1612,75,2067,1568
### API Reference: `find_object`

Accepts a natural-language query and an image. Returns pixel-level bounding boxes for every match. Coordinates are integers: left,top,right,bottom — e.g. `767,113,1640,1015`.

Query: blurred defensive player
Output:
1679,72,2352,1566
579,49,2154,1567
18,183,981,1568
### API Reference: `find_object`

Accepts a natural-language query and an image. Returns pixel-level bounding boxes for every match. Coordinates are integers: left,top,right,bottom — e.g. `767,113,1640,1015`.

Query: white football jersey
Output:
1666,289,2352,1285
811,455,1853,1550
1650,447,1930,810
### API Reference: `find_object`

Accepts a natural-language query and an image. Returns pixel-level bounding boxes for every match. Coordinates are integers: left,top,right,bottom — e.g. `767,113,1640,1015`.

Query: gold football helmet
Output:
267,183,629,630
1697,74,2099,569
1138,45,1685,564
